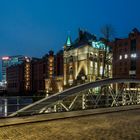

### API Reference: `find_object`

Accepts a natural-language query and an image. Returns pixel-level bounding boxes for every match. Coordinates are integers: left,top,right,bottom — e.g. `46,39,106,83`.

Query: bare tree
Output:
101,24,115,79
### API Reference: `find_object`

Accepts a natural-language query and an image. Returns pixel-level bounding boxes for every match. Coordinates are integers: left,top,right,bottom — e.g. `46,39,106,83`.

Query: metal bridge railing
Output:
1,88,140,118
0,96,45,117
1,78,140,118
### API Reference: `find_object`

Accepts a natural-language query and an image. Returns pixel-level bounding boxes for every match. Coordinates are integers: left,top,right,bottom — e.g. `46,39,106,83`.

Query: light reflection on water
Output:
0,96,33,117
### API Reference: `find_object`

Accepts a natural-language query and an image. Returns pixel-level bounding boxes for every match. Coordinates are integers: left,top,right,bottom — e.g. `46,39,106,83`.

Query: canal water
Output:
0,97,33,117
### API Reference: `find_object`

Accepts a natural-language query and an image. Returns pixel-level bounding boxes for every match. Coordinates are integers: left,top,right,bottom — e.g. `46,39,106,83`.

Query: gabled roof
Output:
65,29,96,51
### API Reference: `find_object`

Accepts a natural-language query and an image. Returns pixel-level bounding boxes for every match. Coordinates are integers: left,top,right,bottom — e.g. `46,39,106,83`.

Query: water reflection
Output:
0,96,33,117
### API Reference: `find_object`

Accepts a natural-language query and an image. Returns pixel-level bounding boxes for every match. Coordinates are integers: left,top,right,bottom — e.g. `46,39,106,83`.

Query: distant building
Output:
112,28,140,79
1,57,9,84
31,56,48,93
55,50,64,76
45,50,64,94
7,64,24,94
6,58,31,94
0,82,6,92
6,52,64,95
2,55,29,84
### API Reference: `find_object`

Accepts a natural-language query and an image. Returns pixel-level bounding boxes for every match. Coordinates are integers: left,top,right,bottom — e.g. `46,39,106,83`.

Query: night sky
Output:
0,0,140,80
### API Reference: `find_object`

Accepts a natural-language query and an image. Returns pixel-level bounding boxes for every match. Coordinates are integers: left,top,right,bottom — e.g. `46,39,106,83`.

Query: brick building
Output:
45,50,64,94
113,28,140,79
7,59,32,95
6,50,64,95
31,57,48,93
55,50,64,76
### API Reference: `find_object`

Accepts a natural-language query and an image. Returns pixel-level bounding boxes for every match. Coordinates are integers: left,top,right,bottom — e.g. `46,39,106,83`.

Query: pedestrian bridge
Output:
10,78,140,117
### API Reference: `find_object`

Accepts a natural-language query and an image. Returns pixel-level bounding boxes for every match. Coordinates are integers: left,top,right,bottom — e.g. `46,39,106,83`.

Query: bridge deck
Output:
0,109,140,140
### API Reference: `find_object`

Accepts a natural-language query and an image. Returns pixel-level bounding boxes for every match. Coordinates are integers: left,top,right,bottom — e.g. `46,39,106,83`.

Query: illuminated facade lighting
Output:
119,55,122,60
131,53,137,58
64,30,112,86
100,66,103,75
92,41,110,52
24,62,31,91
124,54,128,59
94,62,98,75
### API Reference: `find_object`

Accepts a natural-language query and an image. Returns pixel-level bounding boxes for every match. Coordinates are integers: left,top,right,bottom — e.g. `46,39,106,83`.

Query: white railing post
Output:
4,98,8,117
82,94,86,109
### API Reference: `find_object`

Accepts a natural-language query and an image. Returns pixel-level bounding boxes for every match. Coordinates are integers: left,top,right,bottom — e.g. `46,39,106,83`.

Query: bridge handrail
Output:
10,78,140,116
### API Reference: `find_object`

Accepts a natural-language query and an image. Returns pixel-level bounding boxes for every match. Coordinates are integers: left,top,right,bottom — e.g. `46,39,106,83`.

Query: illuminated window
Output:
68,79,73,86
131,53,137,58
119,55,122,60
134,53,137,57
109,65,111,71
49,58,53,62
100,66,103,75
124,54,128,59
90,61,93,67
49,63,53,67
26,65,29,68
94,87,99,93
107,47,110,52
94,62,98,75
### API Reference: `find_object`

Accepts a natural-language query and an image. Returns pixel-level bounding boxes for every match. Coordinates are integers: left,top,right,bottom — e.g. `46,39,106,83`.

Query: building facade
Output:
113,28,140,79
6,51,64,95
31,58,47,93
6,58,32,94
45,50,64,94
1,55,29,85
63,30,112,87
